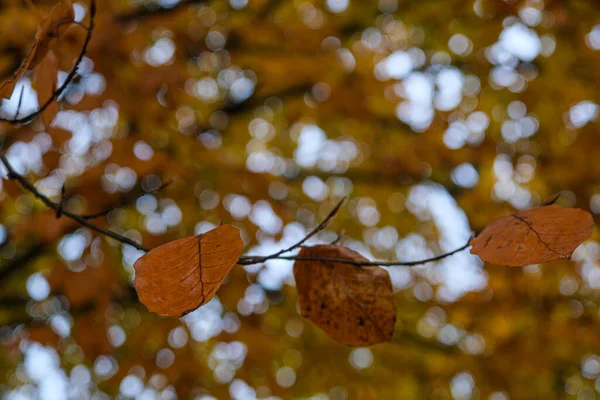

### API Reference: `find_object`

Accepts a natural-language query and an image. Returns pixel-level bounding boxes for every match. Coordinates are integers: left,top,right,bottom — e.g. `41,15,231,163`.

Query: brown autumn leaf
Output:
470,205,594,267
133,225,243,318
0,0,74,99
293,245,396,346
35,50,60,126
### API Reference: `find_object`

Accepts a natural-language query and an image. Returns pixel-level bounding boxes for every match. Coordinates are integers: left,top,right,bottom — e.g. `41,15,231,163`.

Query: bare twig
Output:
330,229,344,245
0,0,96,124
14,86,25,119
0,151,149,251
80,179,173,220
238,240,471,267
238,199,471,267
542,192,562,206
241,197,345,264
284,197,344,251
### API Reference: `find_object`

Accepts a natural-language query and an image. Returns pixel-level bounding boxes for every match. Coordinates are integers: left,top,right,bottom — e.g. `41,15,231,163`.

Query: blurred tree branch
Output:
0,241,46,283
79,179,173,220
0,151,150,251
115,0,208,23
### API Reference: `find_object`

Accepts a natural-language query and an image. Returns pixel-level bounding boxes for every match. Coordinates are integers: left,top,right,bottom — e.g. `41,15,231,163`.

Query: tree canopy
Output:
1,0,600,399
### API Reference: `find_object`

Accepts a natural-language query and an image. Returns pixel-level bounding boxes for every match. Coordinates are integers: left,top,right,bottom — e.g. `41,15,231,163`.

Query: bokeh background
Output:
1,0,600,398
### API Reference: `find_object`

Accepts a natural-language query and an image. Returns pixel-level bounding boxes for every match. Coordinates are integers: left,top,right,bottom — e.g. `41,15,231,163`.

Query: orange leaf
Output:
470,205,594,267
35,50,60,126
133,225,243,318
293,245,396,346
0,0,74,99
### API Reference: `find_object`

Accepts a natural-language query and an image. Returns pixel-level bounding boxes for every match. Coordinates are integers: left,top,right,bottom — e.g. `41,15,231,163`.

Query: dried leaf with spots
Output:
35,50,60,126
133,225,243,318
0,0,74,99
293,245,396,346
470,205,594,267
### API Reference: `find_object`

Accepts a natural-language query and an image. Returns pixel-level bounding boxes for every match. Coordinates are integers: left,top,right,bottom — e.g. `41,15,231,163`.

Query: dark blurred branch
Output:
256,0,285,19
80,179,173,220
221,83,313,116
115,0,208,23
0,0,96,124
56,184,66,218
0,242,46,282
395,329,460,354
0,151,149,252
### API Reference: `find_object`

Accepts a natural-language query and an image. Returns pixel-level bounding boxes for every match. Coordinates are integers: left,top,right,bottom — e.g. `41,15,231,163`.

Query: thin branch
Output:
242,197,345,264
238,199,471,267
330,229,344,245
0,151,149,252
0,0,96,124
238,240,471,267
80,179,173,220
14,86,25,119
542,192,561,206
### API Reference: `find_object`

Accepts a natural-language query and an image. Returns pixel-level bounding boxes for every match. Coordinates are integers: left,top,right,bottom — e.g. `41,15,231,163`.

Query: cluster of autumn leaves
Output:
133,202,595,347
0,0,91,125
